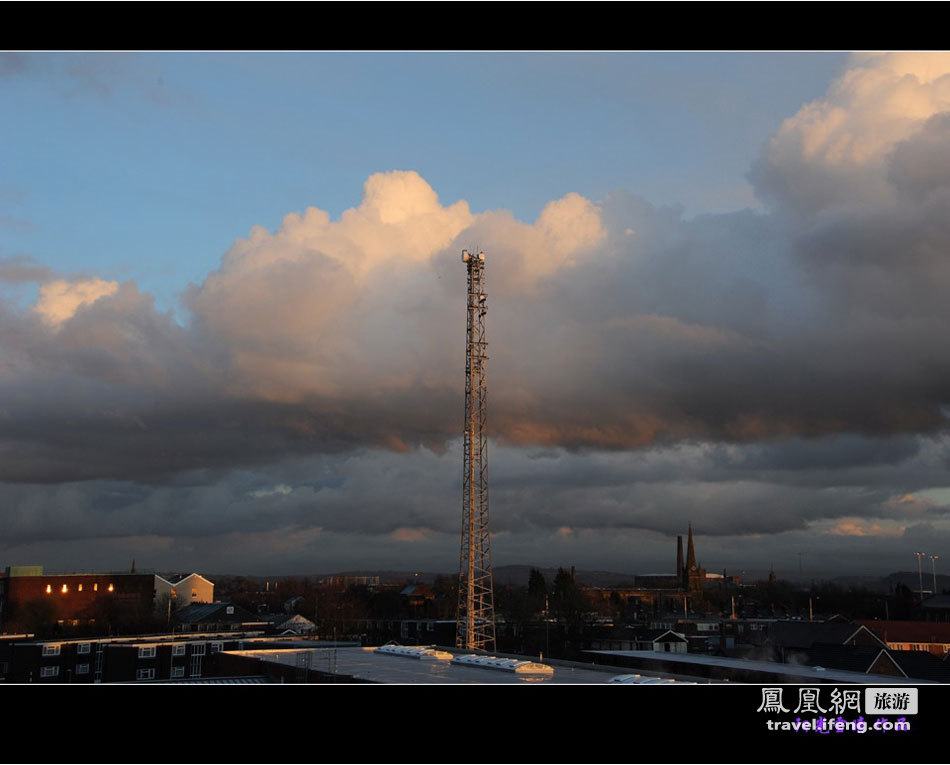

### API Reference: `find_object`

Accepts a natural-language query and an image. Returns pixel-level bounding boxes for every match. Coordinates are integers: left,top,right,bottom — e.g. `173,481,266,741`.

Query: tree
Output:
527,568,548,613
551,567,586,622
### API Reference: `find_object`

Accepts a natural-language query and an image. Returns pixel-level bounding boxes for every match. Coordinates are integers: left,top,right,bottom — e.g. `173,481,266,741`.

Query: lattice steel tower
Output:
456,249,496,651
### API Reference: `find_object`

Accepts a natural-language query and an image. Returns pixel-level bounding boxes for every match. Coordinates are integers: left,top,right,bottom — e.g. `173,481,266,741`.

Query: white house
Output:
154,573,215,611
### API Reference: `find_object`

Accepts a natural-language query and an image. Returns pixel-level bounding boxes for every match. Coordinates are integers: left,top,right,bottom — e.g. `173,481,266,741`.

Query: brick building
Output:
0,572,156,632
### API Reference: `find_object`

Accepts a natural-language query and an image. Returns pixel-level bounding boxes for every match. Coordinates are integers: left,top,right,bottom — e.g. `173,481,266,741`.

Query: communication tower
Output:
456,249,496,650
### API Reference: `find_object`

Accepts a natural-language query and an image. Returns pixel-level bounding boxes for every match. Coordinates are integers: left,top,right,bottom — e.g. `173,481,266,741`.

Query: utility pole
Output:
931,554,940,596
456,249,496,651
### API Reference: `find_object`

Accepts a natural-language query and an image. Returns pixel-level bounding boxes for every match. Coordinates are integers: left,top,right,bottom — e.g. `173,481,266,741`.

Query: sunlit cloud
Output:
33,277,119,327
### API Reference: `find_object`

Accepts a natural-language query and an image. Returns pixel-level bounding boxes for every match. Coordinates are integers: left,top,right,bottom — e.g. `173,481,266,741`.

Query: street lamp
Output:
915,552,926,598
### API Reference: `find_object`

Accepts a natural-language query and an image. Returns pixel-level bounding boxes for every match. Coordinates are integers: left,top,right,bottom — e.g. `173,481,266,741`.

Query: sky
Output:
3,50,950,580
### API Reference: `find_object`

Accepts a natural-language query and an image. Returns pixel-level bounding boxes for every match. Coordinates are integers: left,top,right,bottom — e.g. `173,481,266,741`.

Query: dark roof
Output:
176,602,258,623
921,595,950,610
890,650,950,682
801,644,950,682
803,644,893,674
766,620,880,649
400,584,434,598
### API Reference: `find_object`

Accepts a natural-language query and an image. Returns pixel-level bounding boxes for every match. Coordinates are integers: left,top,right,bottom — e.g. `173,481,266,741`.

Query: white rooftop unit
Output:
606,674,691,684
374,643,452,661
450,654,554,674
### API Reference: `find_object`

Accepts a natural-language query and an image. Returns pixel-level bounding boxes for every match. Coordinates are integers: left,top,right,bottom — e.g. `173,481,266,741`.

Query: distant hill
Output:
882,570,949,594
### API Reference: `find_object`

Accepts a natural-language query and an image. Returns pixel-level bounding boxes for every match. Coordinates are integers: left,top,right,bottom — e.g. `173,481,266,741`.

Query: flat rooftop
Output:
226,646,694,685
586,650,935,684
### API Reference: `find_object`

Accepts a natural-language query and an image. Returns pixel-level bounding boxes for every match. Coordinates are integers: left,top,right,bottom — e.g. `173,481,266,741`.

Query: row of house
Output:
0,631,326,683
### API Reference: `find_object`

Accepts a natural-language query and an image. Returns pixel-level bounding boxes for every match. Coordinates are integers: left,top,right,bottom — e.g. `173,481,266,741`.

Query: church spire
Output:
685,522,697,573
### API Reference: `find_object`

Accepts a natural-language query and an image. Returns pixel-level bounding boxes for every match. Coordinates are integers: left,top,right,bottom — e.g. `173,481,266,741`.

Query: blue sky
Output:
6,51,950,579
2,52,847,314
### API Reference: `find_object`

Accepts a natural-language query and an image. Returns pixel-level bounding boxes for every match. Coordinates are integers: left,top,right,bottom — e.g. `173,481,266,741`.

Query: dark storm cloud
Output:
5,136,950,481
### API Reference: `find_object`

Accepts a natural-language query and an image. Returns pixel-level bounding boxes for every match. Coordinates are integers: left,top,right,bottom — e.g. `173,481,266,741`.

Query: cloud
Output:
9,54,950,574
826,518,906,537
752,52,950,215
0,256,53,283
33,277,119,327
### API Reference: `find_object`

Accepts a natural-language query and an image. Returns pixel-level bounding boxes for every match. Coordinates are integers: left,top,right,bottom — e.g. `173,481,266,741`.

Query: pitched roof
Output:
765,620,883,649
259,612,315,628
800,644,950,682
804,644,896,675
631,629,687,643
158,572,214,586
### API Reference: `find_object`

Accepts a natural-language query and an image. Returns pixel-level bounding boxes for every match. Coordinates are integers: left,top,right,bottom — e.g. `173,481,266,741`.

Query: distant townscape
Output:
3,525,949,684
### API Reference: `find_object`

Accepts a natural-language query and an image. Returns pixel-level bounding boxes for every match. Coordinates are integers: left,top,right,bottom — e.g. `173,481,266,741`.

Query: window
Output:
42,645,61,657
189,655,202,678
78,583,83,591
75,664,90,675
191,589,198,598
136,668,155,681
61,583,68,593
77,643,91,655
40,666,60,678
191,643,206,655
172,644,186,657
107,583,114,592
210,642,223,653
46,584,52,594
137,646,156,659
171,666,185,678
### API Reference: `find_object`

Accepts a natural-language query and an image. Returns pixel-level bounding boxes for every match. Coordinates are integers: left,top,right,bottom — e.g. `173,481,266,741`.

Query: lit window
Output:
108,583,114,592
61,584,68,594
78,584,83,592
46,584,52,594
93,583,98,592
